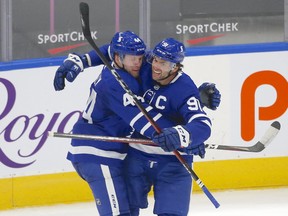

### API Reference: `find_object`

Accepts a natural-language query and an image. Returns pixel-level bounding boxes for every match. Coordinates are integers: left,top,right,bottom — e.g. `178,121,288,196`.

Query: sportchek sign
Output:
176,22,239,34
176,22,239,45
35,20,241,56
37,31,97,55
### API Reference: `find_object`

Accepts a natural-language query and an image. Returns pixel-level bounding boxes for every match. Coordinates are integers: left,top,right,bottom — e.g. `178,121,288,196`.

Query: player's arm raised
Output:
53,44,110,91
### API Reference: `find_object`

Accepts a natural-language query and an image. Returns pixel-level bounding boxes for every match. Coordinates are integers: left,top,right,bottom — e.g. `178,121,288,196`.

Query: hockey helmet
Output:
152,38,185,64
109,31,146,60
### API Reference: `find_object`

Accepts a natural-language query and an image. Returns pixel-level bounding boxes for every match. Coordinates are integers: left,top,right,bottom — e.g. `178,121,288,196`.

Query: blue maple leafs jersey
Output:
143,63,211,143
129,62,211,155
67,65,175,166
67,46,211,165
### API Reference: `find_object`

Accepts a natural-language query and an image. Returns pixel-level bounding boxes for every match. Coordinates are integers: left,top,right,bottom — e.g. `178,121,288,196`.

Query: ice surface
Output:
0,187,287,216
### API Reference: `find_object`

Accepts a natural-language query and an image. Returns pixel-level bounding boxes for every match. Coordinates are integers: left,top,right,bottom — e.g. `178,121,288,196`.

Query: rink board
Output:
1,157,288,210
1,43,288,210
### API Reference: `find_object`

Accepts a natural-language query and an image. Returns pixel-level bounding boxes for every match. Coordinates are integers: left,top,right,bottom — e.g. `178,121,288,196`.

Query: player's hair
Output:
109,31,146,60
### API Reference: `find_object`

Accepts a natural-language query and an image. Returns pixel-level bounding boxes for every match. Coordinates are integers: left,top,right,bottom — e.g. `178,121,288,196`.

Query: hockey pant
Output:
72,162,130,216
124,152,193,216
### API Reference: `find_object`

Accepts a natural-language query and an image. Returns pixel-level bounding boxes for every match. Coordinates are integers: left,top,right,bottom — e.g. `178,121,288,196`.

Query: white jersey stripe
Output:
187,113,207,123
187,113,212,129
129,143,188,155
169,71,183,83
202,119,212,129
130,106,153,127
140,113,162,135
69,146,127,160
188,114,212,127
101,165,120,216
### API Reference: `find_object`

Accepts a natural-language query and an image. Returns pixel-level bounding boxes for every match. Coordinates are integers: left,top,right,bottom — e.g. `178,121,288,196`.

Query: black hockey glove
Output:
198,82,221,110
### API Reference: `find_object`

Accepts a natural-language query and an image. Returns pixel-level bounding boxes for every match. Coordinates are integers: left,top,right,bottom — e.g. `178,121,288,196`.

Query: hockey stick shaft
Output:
49,120,280,152
49,131,155,144
79,2,220,208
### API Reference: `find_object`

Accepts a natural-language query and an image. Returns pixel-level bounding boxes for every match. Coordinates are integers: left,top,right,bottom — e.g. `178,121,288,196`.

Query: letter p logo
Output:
241,70,287,141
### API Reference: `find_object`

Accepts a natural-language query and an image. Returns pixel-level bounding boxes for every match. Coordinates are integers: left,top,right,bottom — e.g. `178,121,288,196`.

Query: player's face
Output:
151,56,177,84
121,54,143,78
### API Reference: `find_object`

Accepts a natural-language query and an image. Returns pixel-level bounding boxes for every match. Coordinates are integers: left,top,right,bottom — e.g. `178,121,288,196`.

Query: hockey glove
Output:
198,82,221,110
152,125,191,152
183,143,206,159
53,53,88,91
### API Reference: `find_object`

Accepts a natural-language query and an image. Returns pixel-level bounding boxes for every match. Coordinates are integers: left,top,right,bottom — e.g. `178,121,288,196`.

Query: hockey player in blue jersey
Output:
132,39,209,215
54,32,220,216
123,38,214,216
62,31,177,216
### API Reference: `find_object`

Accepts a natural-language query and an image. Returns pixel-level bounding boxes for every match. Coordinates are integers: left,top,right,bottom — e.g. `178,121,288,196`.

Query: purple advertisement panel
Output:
0,66,100,177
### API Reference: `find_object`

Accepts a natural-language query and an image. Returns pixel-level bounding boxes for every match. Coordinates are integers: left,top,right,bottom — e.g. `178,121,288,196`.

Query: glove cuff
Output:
173,125,191,147
65,53,84,72
83,54,92,68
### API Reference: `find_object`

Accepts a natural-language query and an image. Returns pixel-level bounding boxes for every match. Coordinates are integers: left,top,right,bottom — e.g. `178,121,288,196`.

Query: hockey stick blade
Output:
205,121,281,152
79,2,90,39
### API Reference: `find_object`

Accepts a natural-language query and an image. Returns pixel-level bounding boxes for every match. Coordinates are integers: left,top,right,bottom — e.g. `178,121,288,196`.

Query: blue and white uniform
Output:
67,64,180,215
85,44,211,216
64,31,181,216
127,63,211,216
54,31,212,215
67,65,177,165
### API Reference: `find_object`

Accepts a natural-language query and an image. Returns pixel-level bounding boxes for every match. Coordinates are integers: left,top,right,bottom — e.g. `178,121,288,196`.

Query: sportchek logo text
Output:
38,31,97,44
176,22,239,34
176,22,239,45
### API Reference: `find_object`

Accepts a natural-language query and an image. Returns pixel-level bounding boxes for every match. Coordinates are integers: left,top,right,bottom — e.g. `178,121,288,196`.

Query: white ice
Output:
0,187,287,216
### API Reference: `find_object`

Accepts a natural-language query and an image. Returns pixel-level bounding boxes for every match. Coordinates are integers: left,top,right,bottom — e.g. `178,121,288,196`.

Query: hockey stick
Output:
48,120,280,152
48,131,155,145
79,2,220,208
205,121,281,152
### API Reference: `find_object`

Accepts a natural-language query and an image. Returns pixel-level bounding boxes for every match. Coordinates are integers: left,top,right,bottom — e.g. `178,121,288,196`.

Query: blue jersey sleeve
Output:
86,44,110,66
174,75,212,146
141,71,212,147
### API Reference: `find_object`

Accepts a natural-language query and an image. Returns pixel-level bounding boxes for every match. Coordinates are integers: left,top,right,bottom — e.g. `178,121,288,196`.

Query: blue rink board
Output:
1,42,288,71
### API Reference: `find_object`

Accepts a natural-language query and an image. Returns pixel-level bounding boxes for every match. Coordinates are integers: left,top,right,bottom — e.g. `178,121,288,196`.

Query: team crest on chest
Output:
153,85,160,90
